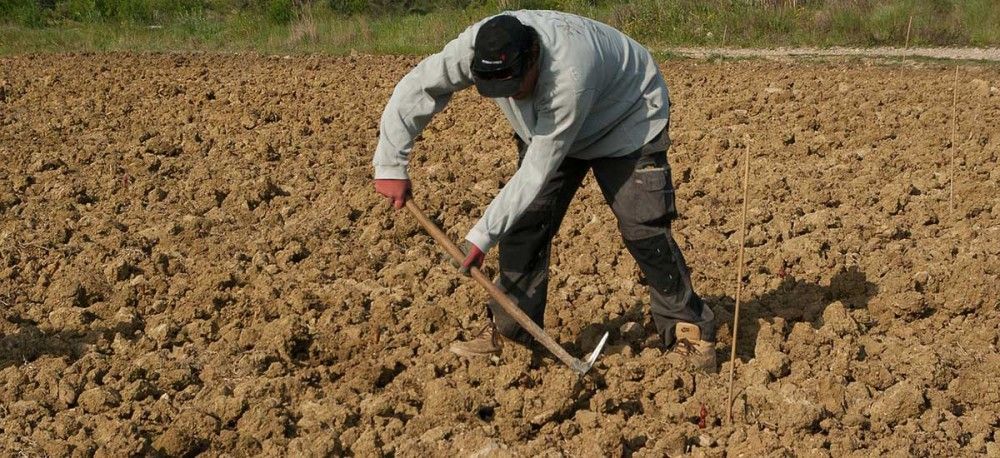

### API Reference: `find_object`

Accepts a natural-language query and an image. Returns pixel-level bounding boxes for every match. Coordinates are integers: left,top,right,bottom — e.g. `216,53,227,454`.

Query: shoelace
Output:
674,338,696,356
478,323,500,347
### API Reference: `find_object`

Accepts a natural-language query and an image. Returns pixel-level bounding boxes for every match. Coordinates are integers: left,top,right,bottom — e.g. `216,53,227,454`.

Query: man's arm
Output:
373,24,480,180
465,86,596,254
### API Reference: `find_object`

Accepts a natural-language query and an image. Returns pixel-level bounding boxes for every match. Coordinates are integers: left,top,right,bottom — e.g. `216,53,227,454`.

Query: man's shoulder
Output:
511,10,607,35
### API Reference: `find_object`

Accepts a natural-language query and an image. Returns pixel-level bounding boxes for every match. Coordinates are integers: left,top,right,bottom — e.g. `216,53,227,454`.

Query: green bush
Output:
962,0,1000,45
867,2,909,44
93,0,206,23
359,0,475,15
1,0,997,47
328,0,365,14
265,0,293,23
0,0,46,26
54,0,102,21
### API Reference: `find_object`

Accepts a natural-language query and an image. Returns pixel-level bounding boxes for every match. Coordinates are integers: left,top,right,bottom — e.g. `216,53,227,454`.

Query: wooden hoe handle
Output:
403,200,590,374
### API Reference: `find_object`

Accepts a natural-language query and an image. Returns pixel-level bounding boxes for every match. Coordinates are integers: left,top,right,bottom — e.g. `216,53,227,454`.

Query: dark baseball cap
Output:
471,15,535,98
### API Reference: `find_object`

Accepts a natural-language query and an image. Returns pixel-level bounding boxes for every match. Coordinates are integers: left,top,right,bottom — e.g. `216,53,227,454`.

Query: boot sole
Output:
448,343,501,358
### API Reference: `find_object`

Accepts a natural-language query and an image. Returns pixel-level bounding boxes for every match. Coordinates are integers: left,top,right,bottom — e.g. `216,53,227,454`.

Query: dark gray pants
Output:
488,131,715,347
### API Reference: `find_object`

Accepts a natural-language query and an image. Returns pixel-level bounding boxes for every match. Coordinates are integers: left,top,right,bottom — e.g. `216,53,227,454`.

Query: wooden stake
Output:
905,15,913,48
726,136,751,424
949,66,958,213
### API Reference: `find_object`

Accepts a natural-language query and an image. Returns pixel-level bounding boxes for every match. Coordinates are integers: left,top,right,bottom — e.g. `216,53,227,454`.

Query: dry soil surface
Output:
665,46,1000,62
0,54,998,456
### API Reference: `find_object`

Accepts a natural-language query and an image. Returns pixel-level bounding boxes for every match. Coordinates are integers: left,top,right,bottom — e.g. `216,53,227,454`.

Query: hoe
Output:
406,200,609,376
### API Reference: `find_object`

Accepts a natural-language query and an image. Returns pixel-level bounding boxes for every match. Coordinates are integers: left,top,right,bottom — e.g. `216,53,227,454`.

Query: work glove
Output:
374,178,411,209
451,241,485,276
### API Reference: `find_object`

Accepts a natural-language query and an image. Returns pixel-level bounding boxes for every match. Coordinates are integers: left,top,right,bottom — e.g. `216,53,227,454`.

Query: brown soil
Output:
666,46,1000,62
0,53,998,456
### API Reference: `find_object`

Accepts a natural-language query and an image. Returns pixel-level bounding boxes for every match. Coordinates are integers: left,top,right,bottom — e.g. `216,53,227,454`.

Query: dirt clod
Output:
0,54,997,456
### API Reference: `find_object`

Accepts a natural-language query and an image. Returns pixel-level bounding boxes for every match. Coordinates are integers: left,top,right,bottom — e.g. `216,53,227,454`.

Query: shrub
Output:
266,0,294,23
0,0,46,26
328,0,366,14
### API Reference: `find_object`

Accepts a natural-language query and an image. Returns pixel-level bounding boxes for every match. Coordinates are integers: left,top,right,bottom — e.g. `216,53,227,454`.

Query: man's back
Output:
496,10,670,159
373,10,673,253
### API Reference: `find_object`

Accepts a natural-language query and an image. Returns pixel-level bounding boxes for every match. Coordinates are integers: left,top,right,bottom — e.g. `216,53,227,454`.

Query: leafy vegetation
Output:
1,0,997,54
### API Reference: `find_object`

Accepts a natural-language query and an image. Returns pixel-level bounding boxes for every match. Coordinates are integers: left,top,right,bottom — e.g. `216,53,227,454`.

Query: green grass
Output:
1,0,998,55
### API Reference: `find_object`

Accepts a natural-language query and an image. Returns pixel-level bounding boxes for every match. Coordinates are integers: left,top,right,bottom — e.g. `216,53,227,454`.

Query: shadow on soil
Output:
0,321,141,370
575,266,878,363
709,266,878,362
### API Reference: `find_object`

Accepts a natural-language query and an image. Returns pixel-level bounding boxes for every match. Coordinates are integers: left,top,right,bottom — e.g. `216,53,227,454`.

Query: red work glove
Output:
459,241,485,276
374,179,411,209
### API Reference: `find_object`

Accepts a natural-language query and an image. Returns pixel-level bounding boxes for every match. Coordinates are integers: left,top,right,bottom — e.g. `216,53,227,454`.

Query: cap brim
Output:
474,77,523,98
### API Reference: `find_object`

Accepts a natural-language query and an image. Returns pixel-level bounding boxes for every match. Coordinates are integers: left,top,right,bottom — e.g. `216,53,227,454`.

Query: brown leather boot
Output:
669,322,717,373
449,323,502,357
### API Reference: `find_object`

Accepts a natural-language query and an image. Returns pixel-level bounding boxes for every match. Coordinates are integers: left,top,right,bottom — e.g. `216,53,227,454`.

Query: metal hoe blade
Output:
571,331,610,376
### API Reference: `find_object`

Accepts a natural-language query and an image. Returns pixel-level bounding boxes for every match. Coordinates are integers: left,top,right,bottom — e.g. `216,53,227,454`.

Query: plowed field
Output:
1,54,998,456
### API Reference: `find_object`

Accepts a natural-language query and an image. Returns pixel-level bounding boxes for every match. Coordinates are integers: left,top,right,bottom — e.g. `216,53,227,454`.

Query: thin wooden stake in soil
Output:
726,137,751,425
905,15,913,48
949,66,959,213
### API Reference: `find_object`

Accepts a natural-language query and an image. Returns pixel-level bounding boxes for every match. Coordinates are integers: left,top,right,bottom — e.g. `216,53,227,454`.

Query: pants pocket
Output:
662,166,678,220
630,168,667,227
632,164,679,225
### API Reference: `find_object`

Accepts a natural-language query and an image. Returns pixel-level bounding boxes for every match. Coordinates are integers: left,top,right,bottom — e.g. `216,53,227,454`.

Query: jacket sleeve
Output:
372,24,479,180
465,85,596,253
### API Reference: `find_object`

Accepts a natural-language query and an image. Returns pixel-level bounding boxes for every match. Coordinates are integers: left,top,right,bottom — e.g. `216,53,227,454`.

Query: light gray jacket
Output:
373,10,670,253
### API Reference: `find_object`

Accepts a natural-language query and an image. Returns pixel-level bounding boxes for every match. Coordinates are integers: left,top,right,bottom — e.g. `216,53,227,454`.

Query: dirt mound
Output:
0,53,998,455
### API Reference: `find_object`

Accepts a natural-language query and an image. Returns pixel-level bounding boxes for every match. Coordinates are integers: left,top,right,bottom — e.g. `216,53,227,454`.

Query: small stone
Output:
575,410,599,429
122,380,156,402
350,429,382,456
145,137,180,156
819,301,859,336
728,427,747,444
78,387,121,414
57,381,79,408
359,394,393,418
619,321,644,341
276,241,309,266
530,408,557,425
660,428,687,456
147,321,178,344
745,384,824,431
47,307,89,335
868,381,925,426
241,115,257,129
153,410,218,456
469,440,502,458
47,275,86,307
697,434,716,447
755,349,791,381
106,258,134,282
419,426,450,443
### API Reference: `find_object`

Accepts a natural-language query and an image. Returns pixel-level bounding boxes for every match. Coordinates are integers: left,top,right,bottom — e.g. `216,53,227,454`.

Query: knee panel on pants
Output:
623,233,684,295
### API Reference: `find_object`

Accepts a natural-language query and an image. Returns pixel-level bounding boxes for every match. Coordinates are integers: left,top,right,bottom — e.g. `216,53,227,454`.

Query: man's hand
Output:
374,179,411,209
459,241,485,276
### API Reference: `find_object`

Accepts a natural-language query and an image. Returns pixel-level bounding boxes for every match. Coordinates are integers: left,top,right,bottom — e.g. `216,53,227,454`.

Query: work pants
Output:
488,130,715,347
